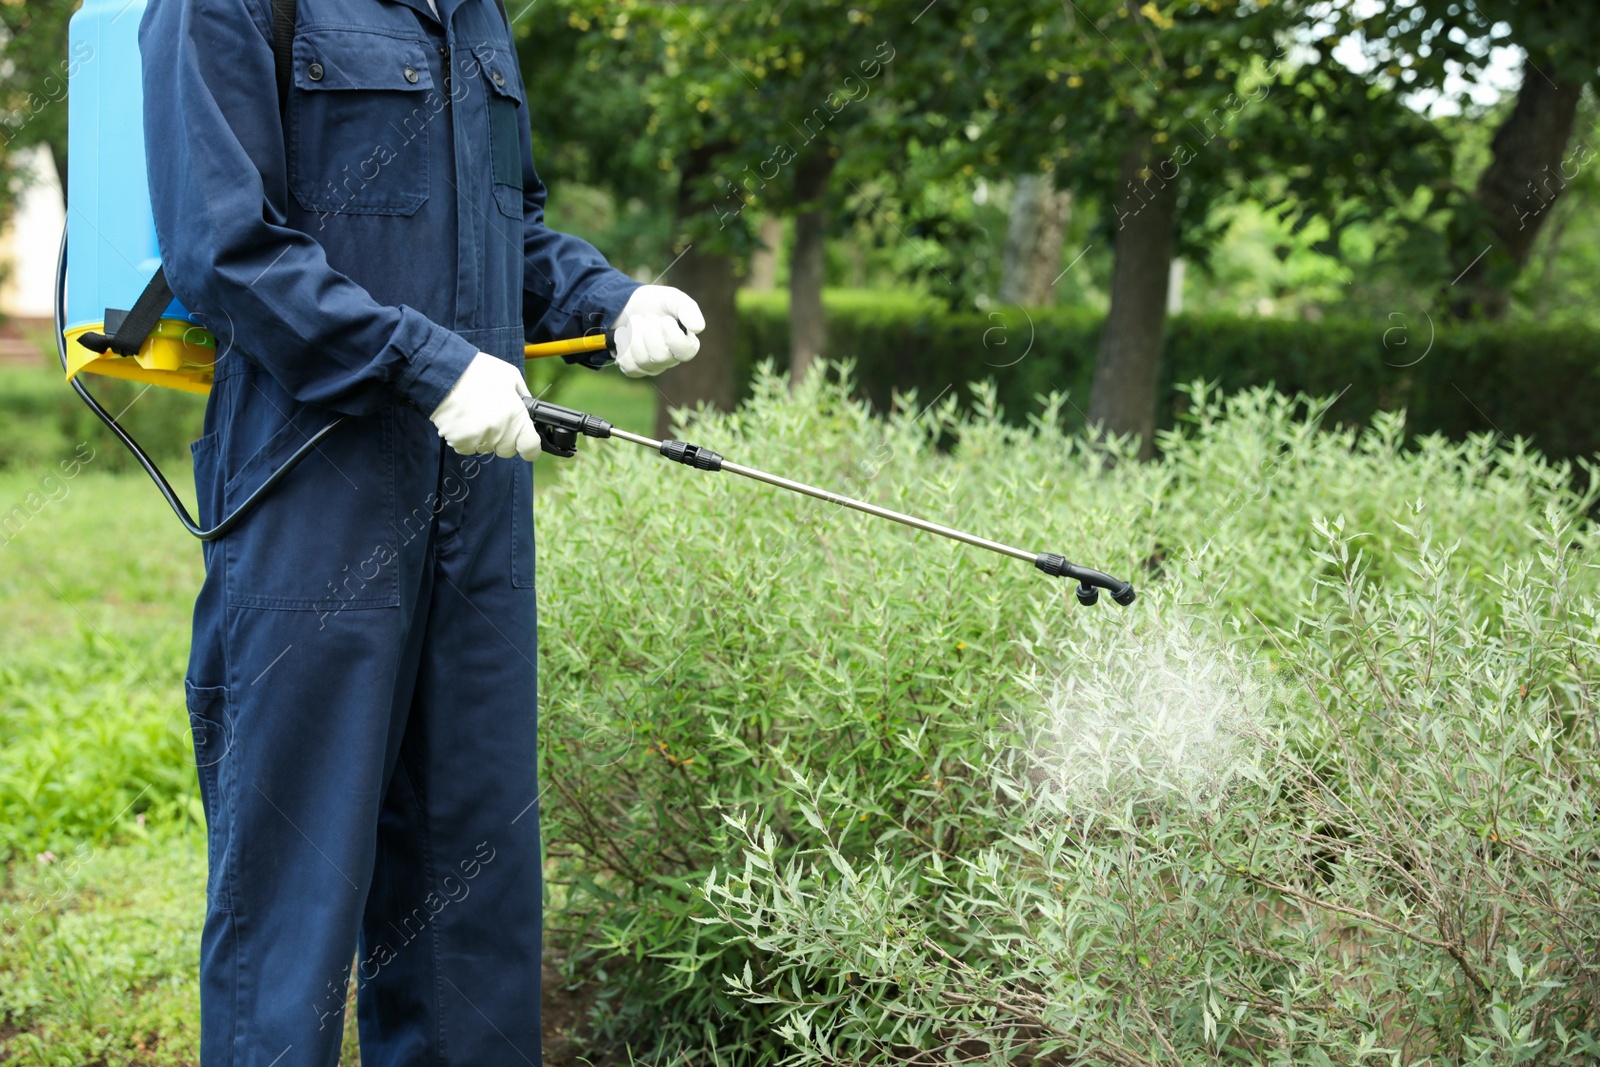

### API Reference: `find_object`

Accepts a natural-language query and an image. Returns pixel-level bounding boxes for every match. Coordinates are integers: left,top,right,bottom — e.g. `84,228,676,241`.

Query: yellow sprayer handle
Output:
524,333,612,360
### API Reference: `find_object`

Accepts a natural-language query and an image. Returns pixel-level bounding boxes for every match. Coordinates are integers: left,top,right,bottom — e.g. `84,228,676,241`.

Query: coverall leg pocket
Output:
184,680,233,911
511,458,535,589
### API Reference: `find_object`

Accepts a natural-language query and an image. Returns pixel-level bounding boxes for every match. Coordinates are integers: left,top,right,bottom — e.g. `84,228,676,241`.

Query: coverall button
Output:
307,62,324,81
493,70,506,87
404,66,420,83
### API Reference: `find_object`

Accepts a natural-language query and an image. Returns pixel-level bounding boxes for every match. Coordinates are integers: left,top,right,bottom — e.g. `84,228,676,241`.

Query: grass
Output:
0,832,205,1064
0,446,209,1063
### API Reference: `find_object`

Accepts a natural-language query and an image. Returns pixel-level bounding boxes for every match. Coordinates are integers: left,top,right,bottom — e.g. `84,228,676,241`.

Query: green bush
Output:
737,292,1600,462
536,366,1600,1063
0,362,202,474
0,367,73,469
708,528,1600,1064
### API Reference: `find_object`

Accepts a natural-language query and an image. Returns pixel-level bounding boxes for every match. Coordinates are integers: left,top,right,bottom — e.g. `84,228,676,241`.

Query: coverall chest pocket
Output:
289,29,437,218
479,54,526,219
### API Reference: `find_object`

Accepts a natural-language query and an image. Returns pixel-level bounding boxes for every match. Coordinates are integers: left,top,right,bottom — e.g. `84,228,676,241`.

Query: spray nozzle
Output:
1035,553,1136,608
524,397,615,459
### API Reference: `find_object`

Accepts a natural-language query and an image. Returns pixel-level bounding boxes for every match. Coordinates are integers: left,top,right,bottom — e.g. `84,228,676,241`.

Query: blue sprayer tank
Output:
66,0,215,394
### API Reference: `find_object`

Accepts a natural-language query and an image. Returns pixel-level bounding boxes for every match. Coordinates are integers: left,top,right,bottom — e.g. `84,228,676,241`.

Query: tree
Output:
998,174,1072,306
942,0,1451,455
0,2,77,214
645,5,901,389
786,144,836,384
521,3,904,425
1451,65,1583,318
1088,145,1180,450
1323,0,1600,319
525,2,1000,416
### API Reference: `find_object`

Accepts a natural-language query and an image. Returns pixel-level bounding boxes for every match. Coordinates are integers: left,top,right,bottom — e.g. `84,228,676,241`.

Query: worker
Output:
139,0,702,1060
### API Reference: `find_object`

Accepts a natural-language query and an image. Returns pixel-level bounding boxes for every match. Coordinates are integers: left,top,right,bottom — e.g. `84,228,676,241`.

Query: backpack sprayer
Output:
57,0,1136,607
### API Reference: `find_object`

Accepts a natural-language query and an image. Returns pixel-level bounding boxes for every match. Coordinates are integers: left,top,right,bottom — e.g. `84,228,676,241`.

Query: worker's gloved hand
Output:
612,285,705,377
428,352,542,461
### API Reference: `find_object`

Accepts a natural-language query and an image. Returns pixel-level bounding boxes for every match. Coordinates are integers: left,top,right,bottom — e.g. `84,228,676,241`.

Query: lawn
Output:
1,451,214,1064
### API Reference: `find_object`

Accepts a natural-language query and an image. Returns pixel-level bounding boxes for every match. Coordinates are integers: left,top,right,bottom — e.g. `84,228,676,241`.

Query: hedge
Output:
8,293,1596,472
737,290,1600,461
0,367,203,474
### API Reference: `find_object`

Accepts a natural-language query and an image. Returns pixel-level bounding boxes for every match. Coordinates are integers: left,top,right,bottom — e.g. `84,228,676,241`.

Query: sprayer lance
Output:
525,397,1136,608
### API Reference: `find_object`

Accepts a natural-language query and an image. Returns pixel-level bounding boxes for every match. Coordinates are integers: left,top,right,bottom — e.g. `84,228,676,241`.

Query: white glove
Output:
612,285,705,377
428,352,542,461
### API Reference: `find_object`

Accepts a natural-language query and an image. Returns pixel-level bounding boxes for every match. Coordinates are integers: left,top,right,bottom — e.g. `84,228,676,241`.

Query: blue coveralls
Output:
140,0,638,1061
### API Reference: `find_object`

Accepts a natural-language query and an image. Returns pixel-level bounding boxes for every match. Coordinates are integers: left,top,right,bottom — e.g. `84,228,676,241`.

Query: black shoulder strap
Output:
271,0,297,111
492,0,510,31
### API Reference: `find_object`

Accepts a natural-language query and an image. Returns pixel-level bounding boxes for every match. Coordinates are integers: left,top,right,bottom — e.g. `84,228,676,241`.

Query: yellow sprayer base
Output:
64,319,217,396
63,324,601,396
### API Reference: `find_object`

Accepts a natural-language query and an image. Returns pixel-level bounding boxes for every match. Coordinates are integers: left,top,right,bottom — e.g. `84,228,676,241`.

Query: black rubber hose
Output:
53,225,344,541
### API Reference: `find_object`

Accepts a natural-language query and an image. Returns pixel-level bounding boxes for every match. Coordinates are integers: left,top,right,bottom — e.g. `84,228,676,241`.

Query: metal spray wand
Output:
523,396,1136,607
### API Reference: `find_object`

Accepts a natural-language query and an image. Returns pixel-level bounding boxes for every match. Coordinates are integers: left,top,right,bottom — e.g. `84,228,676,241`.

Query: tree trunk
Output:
1087,147,1177,459
788,148,835,387
999,173,1072,306
1532,196,1575,322
653,244,738,438
746,217,783,290
1450,59,1582,320
653,149,739,439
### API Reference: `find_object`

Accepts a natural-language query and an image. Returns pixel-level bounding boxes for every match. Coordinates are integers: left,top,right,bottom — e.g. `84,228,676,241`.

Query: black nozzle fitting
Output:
77,331,120,355
659,440,723,472
523,397,613,459
542,426,579,458
1035,552,1136,608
